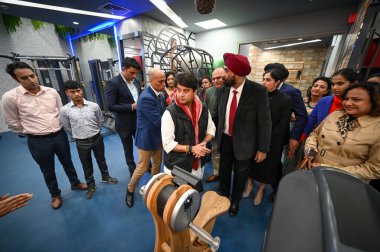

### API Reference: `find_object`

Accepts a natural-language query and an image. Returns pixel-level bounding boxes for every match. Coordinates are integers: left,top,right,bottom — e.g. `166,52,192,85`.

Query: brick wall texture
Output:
247,45,328,95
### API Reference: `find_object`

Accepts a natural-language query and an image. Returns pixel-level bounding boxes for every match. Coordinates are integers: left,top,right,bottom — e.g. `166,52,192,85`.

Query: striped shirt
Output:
2,85,62,134
60,99,103,139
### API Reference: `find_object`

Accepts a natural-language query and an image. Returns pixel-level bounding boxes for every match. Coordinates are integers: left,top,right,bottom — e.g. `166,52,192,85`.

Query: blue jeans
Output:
27,130,80,197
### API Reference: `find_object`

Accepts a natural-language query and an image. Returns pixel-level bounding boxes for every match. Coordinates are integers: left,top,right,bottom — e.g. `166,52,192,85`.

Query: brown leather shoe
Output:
51,196,62,209
206,175,219,183
71,182,88,190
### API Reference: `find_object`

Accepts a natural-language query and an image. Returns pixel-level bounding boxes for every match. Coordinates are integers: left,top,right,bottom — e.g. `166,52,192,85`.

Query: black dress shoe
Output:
126,189,134,208
229,200,239,217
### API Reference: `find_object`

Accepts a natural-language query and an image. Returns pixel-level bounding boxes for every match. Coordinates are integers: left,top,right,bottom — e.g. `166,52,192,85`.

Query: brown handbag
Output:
296,156,314,170
296,148,317,170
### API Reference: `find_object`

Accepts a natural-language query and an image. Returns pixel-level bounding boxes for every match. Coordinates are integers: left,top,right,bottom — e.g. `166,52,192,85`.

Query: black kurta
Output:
250,89,292,184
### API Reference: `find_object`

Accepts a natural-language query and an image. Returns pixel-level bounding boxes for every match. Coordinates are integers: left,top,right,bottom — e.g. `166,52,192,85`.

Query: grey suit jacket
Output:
217,79,272,160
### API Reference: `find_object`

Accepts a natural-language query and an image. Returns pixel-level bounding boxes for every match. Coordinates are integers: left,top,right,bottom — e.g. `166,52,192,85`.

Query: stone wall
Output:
248,45,329,95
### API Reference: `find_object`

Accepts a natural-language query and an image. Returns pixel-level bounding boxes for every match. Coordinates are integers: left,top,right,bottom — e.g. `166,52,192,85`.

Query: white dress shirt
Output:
223,80,246,135
121,75,139,102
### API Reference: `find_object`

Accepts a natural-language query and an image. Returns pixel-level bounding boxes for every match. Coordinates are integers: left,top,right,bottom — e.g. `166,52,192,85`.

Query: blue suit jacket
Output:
303,96,334,136
105,74,141,132
135,86,166,150
279,83,308,140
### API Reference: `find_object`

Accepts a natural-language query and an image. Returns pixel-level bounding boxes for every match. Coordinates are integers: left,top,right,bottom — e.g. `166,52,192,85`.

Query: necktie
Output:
229,90,238,136
158,93,165,107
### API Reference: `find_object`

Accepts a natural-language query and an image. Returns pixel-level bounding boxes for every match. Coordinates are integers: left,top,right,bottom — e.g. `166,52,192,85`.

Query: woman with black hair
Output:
305,82,380,181
243,68,292,205
302,68,358,137
162,71,176,106
304,76,332,114
197,76,212,102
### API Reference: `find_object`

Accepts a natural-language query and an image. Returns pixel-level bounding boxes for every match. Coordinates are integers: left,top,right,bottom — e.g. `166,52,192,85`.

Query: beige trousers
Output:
211,139,220,175
128,146,162,192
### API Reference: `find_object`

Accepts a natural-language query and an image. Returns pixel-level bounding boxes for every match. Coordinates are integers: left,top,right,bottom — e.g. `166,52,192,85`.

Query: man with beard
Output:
161,72,215,178
217,53,271,216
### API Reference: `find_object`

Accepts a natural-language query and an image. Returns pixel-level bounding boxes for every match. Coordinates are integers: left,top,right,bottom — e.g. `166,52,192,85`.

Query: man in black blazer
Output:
217,53,271,216
105,57,142,177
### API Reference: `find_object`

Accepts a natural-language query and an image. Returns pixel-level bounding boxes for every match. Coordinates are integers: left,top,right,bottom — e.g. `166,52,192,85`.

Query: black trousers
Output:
219,134,251,202
76,134,110,187
118,129,136,176
27,130,80,197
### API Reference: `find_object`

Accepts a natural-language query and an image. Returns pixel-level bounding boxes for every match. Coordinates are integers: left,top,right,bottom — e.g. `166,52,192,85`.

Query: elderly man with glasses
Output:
205,67,226,183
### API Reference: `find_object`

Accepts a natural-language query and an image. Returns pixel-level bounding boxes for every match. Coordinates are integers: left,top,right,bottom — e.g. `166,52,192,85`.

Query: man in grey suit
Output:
205,67,226,183
217,53,271,216
105,57,142,177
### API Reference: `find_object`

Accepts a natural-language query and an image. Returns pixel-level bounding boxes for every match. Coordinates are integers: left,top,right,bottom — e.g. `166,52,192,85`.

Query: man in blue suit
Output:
126,68,166,207
264,63,308,200
105,57,142,177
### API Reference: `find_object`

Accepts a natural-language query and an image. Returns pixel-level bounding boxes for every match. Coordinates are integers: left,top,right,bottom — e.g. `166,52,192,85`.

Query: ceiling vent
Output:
98,2,132,16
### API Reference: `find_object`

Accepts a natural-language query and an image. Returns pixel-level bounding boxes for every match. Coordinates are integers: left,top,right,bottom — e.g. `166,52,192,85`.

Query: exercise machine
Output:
0,52,83,105
140,167,230,252
88,58,119,132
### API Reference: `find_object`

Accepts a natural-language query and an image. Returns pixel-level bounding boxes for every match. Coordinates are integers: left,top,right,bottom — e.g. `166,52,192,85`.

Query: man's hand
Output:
254,151,267,163
0,193,32,217
288,139,299,158
132,103,137,110
191,142,211,159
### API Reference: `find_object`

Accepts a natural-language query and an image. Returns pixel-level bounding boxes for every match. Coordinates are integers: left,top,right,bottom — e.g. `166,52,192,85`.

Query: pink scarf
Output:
175,94,203,170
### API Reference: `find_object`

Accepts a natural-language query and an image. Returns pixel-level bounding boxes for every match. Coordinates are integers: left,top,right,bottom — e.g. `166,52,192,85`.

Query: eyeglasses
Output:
212,76,224,80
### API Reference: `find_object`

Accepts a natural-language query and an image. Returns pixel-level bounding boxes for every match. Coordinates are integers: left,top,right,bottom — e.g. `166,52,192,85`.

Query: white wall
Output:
0,17,70,132
0,17,117,132
195,5,356,59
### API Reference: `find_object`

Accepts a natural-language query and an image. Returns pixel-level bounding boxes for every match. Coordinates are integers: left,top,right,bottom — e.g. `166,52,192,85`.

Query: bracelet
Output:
189,145,192,153
185,145,189,153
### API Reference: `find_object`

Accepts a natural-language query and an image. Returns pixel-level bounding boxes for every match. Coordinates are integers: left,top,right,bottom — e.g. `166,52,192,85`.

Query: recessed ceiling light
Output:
194,19,226,29
149,0,188,28
298,38,303,41
73,21,79,25
0,0,124,19
264,39,322,50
